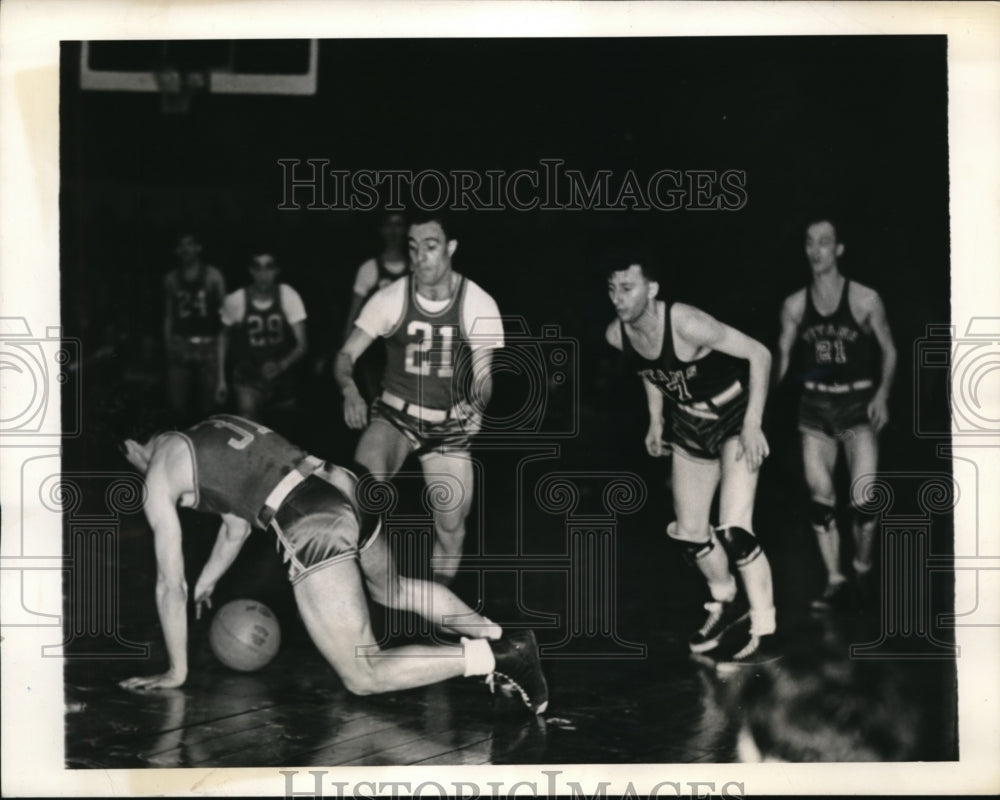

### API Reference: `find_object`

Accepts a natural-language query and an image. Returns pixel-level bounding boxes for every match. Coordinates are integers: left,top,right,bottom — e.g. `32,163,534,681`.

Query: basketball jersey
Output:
383,276,469,410
797,279,877,385
169,266,221,338
620,303,748,407
234,286,296,367
180,414,307,524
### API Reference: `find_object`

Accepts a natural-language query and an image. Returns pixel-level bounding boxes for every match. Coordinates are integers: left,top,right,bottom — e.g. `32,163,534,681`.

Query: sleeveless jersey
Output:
383,276,469,410
180,414,307,523
620,303,748,407
170,266,221,338
234,286,295,368
797,279,877,386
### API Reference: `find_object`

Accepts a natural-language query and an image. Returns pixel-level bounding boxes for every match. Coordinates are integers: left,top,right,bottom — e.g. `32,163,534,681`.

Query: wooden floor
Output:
62,394,959,767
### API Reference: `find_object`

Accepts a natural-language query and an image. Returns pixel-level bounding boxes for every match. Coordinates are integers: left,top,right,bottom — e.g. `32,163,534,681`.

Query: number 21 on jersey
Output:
404,321,455,378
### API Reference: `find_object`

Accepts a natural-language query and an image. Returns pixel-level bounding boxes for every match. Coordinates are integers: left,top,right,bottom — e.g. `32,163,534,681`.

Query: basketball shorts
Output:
798,388,874,442
370,398,473,458
268,474,381,584
670,389,748,463
168,337,218,368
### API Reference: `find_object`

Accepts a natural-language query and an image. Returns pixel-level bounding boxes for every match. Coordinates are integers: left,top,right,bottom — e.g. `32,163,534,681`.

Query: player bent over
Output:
606,259,778,665
118,414,547,714
777,217,896,611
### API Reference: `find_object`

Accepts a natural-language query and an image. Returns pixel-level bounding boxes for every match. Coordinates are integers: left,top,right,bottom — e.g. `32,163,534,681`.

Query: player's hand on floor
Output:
342,386,368,429
737,424,769,471
119,670,187,691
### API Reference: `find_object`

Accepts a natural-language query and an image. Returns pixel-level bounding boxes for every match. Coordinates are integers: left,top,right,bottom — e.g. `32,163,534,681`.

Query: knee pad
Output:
667,521,715,565
809,501,836,531
716,525,763,568
851,504,877,526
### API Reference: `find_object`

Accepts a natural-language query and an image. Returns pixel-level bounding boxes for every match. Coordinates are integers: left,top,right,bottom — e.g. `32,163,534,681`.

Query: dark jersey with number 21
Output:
178,414,307,524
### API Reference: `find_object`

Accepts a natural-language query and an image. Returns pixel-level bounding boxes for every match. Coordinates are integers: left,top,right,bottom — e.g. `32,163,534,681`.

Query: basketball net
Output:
153,67,207,114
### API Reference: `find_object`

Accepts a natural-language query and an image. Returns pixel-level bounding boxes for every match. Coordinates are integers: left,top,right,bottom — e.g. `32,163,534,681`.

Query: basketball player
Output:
218,251,308,425
117,414,548,714
335,214,503,585
777,217,896,610
163,233,226,424
606,257,778,665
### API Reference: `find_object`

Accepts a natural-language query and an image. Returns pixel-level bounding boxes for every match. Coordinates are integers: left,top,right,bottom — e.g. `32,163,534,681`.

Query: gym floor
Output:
62,403,958,768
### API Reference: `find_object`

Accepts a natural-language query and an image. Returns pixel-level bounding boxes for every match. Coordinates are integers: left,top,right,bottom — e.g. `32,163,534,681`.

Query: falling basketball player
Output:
336,214,503,584
117,414,548,714
777,217,896,611
606,256,778,664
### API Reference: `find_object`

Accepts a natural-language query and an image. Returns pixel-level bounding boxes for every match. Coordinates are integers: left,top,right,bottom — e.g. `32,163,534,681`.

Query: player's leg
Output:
234,383,264,422
717,437,776,640
418,450,474,585
670,449,745,652
359,527,501,639
801,430,847,604
843,425,879,578
353,417,412,477
295,557,546,711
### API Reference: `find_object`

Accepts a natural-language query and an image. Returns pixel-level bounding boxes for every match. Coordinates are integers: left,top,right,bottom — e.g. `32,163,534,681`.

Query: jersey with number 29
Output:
179,414,307,524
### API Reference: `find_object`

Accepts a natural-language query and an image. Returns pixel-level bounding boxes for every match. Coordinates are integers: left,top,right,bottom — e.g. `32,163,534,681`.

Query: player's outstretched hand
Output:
193,582,214,620
343,385,368,430
867,393,889,433
737,423,770,471
119,669,187,691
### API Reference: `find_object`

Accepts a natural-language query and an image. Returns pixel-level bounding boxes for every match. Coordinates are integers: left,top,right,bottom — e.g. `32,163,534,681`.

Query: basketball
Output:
208,600,281,672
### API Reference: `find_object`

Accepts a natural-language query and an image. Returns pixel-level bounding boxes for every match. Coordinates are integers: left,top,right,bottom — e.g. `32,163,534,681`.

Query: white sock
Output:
750,606,776,637
853,558,873,575
461,637,496,677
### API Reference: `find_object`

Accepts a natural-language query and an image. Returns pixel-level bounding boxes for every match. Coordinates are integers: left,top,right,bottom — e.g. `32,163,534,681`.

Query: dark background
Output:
60,36,956,760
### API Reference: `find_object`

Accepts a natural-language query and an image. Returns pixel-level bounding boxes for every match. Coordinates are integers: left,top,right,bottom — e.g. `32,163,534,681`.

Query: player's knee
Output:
667,521,715,565
716,525,763,568
851,504,877,528
809,500,836,531
339,658,382,696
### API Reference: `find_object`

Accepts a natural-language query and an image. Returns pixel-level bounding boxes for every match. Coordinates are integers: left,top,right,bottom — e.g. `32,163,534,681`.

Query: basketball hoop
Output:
153,67,207,114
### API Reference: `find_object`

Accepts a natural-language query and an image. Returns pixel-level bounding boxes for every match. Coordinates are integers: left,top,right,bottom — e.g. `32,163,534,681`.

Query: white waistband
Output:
259,455,324,523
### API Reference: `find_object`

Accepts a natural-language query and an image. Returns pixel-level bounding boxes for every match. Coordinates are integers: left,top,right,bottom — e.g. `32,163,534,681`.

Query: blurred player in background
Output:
335,214,503,585
118,414,548,715
776,217,896,612
340,212,411,401
606,255,778,666
163,232,226,425
218,250,308,431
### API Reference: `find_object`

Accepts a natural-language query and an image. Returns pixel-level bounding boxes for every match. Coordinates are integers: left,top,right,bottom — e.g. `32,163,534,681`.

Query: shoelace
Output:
487,670,531,708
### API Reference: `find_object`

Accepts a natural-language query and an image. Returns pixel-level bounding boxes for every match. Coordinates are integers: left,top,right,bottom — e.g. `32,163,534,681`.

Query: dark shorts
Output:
799,389,874,442
370,398,473,458
168,337,218,368
670,389,748,462
269,473,380,584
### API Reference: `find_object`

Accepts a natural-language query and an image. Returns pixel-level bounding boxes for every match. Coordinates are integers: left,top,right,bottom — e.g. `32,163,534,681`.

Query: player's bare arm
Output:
858,286,896,432
336,326,376,429
120,438,191,691
673,303,772,470
776,290,806,384
455,347,494,428
642,375,667,457
193,514,253,620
